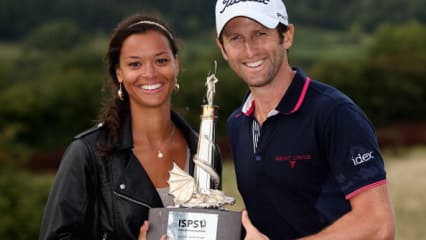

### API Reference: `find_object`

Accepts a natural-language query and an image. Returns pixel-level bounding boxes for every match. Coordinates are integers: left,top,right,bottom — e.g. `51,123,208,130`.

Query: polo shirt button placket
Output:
254,154,265,176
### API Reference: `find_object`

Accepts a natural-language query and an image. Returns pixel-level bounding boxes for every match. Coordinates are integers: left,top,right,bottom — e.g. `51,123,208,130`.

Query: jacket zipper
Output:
113,191,153,208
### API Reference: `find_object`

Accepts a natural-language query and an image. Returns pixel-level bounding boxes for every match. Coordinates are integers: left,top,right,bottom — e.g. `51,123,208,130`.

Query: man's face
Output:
217,17,293,88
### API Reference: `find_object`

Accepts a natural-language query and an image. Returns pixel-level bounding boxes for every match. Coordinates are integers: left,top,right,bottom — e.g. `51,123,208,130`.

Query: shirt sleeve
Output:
39,139,97,239
322,103,387,199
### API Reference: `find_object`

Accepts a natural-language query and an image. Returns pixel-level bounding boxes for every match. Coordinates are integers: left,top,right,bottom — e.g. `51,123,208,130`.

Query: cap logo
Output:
277,12,288,22
219,0,270,14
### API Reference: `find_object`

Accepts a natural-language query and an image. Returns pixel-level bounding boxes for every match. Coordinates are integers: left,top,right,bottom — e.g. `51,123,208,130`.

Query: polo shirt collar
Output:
241,68,310,117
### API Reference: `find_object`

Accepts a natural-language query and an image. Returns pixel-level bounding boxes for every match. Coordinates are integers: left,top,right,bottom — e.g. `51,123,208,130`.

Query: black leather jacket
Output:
39,111,222,240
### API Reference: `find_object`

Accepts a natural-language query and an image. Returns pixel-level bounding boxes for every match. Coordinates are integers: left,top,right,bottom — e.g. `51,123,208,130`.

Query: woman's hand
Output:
138,221,150,240
242,210,270,240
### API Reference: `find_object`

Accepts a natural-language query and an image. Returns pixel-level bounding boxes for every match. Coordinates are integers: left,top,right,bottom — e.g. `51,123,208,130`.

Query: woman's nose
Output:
141,63,156,78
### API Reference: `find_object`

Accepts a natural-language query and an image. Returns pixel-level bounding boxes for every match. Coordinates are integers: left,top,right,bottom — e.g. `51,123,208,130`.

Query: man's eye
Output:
255,31,266,37
230,35,242,41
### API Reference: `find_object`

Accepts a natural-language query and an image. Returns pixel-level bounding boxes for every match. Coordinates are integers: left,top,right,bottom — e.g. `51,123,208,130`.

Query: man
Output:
215,0,395,239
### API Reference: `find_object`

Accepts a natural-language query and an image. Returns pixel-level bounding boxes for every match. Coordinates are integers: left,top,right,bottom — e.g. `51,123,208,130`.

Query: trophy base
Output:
147,207,241,240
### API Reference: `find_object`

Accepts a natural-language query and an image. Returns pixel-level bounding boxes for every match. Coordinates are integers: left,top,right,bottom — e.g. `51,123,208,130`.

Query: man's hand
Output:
242,210,270,240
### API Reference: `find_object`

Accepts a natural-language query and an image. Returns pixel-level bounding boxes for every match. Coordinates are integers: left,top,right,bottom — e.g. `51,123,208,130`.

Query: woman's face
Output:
116,30,179,109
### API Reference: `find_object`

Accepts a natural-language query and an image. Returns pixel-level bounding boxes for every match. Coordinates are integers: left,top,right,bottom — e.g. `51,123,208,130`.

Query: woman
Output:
39,14,221,240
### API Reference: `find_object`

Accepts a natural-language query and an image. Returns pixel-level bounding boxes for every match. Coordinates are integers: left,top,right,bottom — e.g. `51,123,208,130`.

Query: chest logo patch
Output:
275,154,312,168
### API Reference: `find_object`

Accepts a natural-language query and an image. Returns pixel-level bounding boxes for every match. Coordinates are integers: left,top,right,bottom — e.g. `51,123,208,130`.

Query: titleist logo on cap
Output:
219,0,270,14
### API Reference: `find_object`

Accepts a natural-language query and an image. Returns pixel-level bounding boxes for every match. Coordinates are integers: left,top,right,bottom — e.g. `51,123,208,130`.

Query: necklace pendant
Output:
158,150,164,158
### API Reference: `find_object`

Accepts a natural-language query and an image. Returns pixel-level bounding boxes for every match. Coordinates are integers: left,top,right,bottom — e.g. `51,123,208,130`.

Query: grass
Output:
222,160,245,212
385,147,426,239
221,147,426,239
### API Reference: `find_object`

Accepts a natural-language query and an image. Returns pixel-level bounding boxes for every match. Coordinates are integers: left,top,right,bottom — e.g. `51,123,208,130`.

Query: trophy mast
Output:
193,61,220,194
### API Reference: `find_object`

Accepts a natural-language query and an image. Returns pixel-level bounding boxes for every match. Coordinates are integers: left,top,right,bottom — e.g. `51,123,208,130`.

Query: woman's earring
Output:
174,80,180,92
118,82,124,101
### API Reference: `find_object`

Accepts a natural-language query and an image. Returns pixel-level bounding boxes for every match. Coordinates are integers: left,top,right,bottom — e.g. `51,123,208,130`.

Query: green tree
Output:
311,21,426,126
0,31,104,163
0,167,51,240
22,20,85,52
366,21,426,122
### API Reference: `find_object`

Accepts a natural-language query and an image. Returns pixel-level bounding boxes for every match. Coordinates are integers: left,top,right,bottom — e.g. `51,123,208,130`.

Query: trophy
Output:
147,62,241,240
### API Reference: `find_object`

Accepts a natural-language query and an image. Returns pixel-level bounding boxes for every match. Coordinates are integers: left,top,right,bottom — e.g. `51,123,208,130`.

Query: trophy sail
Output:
167,61,235,208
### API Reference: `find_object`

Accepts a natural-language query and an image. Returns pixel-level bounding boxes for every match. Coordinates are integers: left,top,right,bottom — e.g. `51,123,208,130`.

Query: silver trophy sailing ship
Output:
167,61,235,208
147,62,241,240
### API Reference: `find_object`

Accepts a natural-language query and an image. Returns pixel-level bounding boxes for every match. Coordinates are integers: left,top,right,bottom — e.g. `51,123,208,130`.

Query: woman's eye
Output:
156,58,169,65
128,62,141,68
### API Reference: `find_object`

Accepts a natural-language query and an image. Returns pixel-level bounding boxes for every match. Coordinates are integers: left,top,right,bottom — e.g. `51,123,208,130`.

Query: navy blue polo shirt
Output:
227,68,387,240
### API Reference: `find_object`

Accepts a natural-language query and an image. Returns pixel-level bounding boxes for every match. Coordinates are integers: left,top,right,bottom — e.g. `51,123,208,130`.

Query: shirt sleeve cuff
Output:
345,179,387,200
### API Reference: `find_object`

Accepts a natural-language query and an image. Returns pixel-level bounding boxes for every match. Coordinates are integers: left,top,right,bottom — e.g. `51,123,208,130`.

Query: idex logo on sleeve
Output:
351,151,374,166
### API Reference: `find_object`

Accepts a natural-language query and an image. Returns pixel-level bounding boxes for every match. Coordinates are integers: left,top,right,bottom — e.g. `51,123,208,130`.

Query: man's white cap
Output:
215,0,289,37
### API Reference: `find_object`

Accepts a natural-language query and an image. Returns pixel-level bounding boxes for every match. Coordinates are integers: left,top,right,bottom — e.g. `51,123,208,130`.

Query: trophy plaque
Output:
147,62,241,240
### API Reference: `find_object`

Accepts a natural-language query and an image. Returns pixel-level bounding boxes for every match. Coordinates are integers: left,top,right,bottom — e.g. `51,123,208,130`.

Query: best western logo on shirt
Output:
351,151,374,166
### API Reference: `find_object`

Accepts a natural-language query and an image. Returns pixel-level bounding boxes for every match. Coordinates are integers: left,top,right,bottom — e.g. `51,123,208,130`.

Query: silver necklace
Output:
156,125,176,158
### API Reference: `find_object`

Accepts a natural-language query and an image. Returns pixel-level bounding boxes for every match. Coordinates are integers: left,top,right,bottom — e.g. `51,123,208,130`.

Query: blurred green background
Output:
0,0,425,239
